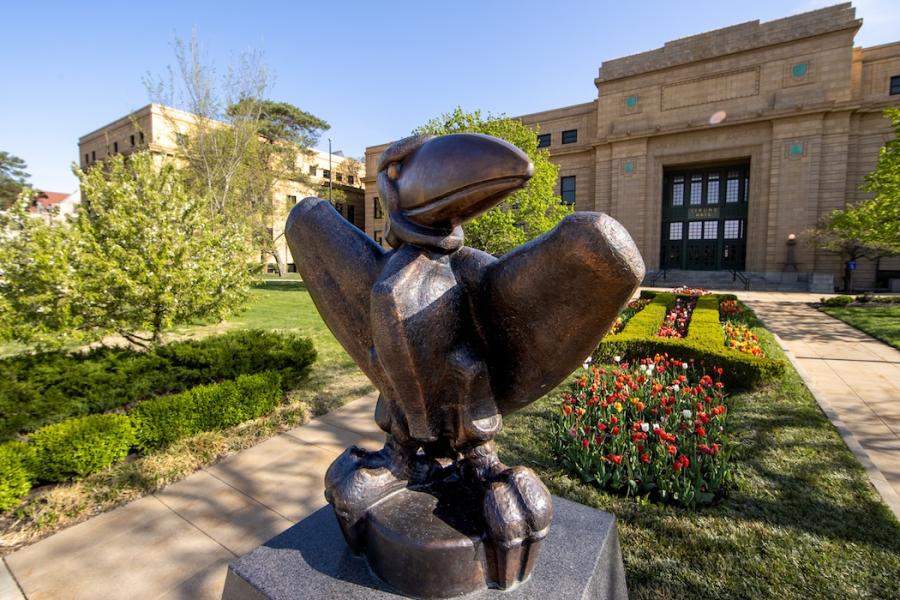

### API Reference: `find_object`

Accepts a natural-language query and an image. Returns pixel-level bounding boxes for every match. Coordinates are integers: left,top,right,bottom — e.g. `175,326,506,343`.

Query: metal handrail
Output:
648,269,667,286
731,269,750,291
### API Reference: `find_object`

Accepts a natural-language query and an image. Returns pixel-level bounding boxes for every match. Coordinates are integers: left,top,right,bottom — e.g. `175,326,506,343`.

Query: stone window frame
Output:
537,133,551,148
890,75,900,96
561,129,577,144
560,175,576,205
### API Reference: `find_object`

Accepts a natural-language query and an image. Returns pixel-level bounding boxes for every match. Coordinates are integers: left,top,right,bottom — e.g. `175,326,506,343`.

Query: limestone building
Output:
78,103,365,273
364,3,900,290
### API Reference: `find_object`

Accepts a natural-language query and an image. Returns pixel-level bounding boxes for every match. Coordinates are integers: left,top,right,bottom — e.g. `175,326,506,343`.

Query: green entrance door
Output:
661,163,749,271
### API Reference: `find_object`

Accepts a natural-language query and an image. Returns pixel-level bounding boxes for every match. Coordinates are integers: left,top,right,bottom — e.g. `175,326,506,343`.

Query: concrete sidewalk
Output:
741,292,900,519
2,393,384,600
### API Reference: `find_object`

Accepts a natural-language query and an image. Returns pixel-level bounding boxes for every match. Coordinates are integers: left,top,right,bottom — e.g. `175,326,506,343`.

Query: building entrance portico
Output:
661,162,750,271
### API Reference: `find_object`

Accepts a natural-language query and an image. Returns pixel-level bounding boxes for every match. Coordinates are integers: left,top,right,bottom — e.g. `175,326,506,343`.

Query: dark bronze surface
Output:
285,133,644,598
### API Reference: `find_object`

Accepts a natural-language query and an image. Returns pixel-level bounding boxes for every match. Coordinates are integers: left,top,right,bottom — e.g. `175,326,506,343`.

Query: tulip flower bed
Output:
610,298,651,334
671,286,710,297
553,357,730,507
596,292,783,388
656,296,696,338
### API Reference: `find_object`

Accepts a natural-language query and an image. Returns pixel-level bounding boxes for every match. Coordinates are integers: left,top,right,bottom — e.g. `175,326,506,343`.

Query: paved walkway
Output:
2,393,384,600
740,292,900,518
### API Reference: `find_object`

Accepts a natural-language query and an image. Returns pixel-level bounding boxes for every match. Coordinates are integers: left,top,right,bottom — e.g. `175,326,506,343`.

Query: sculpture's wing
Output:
285,198,388,386
480,212,645,415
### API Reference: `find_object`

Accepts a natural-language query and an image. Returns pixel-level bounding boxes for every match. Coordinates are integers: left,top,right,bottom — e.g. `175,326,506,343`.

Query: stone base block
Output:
221,496,627,600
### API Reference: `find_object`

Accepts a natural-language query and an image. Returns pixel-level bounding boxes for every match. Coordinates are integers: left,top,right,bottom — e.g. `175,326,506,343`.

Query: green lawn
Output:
820,305,900,350
497,323,900,599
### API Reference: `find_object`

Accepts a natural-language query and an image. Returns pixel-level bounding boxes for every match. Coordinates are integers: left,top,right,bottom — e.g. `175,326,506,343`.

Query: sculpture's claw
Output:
324,439,440,552
482,466,552,588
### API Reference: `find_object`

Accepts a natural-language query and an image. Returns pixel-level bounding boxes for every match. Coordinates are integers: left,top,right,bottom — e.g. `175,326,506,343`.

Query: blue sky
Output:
2,0,898,192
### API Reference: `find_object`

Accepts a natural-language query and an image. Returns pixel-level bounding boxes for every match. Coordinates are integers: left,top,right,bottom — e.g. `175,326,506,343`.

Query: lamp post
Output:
785,233,797,272
328,138,333,203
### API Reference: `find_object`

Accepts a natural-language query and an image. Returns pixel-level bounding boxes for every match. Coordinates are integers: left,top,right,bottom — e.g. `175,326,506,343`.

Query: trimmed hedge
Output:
821,295,853,307
0,330,316,441
596,294,784,388
0,441,34,511
131,372,283,450
30,414,134,482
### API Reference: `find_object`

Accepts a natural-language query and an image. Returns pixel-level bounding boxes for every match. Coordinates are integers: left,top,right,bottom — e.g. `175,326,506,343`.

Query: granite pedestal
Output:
221,496,627,599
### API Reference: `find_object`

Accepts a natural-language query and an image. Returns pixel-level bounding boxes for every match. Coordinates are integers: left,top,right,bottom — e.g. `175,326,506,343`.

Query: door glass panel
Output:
703,220,718,239
672,176,684,206
690,175,702,205
724,219,740,239
688,221,702,239
726,171,740,203
669,222,683,240
706,174,719,204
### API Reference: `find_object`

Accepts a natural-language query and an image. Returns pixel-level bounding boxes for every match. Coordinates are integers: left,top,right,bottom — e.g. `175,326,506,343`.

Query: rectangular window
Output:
706,173,719,204
348,175,354,185
726,171,740,203
336,173,343,182
130,134,135,147
688,221,703,240
287,263,297,273
724,219,741,239
85,153,89,164
672,176,684,206
139,132,145,144
113,141,118,153
373,197,383,219
308,165,317,176
175,133,187,145
891,75,900,95
537,133,551,148
669,222,683,240
287,195,297,205
561,129,577,144
560,175,576,205
690,175,702,205
703,220,718,239
91,150,96,161
323,169,331,179
373,229,383,244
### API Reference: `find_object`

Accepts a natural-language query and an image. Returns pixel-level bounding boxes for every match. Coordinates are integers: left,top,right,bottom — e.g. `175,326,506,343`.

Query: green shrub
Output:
855,294,900,304
639,289,658,300
30,414,134,482
131,372,283,450
0,331,315,441
821,295,853,306
595,293,784,388
0,441,34,511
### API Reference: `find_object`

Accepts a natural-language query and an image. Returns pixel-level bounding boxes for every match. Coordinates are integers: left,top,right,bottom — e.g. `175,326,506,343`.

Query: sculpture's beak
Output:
394,133,534,228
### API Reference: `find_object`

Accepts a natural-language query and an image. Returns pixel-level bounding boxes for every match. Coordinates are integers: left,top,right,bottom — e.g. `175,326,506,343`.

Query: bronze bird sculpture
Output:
285,133,643,597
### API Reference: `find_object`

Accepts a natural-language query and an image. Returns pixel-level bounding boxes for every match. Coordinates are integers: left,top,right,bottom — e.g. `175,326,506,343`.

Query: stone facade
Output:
364,3,900,289
78,103,365,273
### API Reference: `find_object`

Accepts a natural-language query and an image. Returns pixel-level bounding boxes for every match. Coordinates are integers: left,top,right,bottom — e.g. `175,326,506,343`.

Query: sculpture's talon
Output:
325,444,407,552
480,465,552,588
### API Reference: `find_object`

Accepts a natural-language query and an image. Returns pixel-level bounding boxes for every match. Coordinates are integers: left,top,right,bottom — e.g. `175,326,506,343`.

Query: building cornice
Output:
595,3,860,86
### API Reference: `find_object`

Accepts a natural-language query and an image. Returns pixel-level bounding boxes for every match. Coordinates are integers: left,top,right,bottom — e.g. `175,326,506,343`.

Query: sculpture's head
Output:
377,134,534,252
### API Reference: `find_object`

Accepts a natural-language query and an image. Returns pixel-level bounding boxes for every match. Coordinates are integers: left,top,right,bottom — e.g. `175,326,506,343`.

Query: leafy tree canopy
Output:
0,151,30,210
0,152,252,349
228,98,329,148
414,107,571,256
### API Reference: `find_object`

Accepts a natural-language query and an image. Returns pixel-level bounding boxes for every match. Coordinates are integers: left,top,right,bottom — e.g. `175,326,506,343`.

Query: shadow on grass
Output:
498,369,900,599
252,280,309,293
